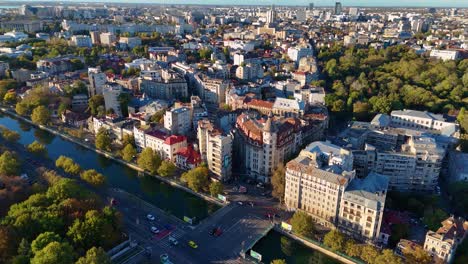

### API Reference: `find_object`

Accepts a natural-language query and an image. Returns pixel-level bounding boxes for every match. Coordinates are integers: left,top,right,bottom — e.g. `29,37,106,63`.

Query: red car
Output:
214,227,223,237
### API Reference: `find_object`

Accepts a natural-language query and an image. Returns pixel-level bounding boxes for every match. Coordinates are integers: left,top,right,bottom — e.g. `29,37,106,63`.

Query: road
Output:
1,136,284,264
111,186,280,264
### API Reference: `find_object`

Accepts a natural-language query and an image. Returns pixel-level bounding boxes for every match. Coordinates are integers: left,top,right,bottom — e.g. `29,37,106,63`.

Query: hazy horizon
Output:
1,0,468,8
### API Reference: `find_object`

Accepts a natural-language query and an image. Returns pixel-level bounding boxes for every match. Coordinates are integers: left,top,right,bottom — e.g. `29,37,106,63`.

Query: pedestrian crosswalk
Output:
157,228,186,249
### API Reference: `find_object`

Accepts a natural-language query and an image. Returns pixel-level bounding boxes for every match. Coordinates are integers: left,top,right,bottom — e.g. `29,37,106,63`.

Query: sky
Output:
2,0,468,7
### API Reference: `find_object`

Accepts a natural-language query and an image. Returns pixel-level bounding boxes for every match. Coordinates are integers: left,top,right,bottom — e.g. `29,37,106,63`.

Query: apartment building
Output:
353,136,444,192
164,107,191,136
100,32,116,46
235,112,300,183
235,63,264,81
133,127,187,162
287,45,314,62
390,110,459,137
36,56,81,75
194,74,229,105
338,172,388,243
138,69,188,101
198,120,233,182
118,37,142,49
103,83,123,116
70,35,92,47
285,141,354,227
88,67,107,96
424,216,468,263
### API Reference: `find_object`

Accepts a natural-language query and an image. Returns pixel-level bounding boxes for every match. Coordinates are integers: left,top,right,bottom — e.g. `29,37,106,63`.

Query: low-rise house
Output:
424,216,468,263
175,146,202,170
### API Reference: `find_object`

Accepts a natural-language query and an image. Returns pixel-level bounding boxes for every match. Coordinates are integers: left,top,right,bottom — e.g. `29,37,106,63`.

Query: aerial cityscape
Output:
0,1,466,264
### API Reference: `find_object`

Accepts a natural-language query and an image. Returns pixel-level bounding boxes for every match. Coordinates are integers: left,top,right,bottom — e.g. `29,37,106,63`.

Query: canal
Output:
252,231,340,264
0,113,220,221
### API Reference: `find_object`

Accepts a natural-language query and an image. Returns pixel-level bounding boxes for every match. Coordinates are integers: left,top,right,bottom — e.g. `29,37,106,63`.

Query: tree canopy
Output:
181,166,209,192
137,147,161,174
290,211,315,238
31,106,51,126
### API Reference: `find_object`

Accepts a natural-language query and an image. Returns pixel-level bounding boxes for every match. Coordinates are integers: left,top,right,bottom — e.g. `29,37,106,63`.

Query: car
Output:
188,241,198,248
256,183,265,189
214,227,223,237
150,226,160,234
168,236,178,246
209,228,216,236
147,214,155,221
249,201,255,207
237,201,243,205
160,254,170,264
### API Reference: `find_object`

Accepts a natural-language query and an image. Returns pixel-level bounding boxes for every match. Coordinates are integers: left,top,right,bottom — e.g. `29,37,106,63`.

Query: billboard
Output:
250,250,262,261
217,194,227,202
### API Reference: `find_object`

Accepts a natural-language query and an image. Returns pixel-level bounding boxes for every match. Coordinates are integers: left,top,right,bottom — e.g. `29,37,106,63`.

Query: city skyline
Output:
3,0,468,8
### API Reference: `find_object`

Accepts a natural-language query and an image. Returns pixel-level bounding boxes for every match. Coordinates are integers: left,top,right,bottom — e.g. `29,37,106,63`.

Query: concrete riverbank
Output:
0,106,225,208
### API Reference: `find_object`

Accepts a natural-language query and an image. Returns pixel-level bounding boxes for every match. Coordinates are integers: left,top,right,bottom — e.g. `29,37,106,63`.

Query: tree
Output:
137,148,161,174
0,151,20,176
0,225,18,263
157,160,176,177
150,110,165,123
95,128,112,152
80,169,106,186
323,230,345,252
3,91,17,104
181,166,209,192
121,143,136,162
76,247,111,264
374,249,402,264
30,241,74,264
209,181,223,197
15,102,29,116
55,156,81,175
46,178,88,202
88,95,104,116
290,211,315,237
31,105,50,125
271,260,286,264
344,239,361,258
31,232,62,254
359,245,379,264
404,246,432,264
271,164,285,204
27,141,47,155
1,128,20,142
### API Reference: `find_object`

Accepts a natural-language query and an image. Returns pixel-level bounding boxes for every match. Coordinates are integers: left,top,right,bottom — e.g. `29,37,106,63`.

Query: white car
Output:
147,214,155,221
151,226,160,234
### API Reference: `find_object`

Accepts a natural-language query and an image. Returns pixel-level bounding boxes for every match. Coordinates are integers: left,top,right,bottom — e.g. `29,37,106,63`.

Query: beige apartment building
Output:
198,120,233,182
285,141,354,227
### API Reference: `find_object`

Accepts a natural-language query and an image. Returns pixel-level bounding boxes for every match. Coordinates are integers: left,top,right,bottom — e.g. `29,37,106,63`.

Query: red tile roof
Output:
176,146,202,165
164,135,187,145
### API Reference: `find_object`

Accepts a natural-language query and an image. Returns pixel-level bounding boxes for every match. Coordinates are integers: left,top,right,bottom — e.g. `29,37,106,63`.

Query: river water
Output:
0,113,219,221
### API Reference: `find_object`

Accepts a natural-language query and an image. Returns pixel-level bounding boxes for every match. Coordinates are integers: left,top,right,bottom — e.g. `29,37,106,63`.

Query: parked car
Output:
147,214,155,221
160,254,170,264
151,226,160,234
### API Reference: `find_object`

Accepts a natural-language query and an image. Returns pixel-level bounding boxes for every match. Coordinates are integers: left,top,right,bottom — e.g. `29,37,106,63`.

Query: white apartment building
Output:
354,136,444,192
235,63,264,81
133,127,187,162
118,37,142,49
102,83,123,116
390,110,459,137
195,75,229,105
100,32,116,46
287,45,314,62
429,49,460,61
338,172,388,243
198,120,233,182
70,35,92,47
285,141,355,227
88,67,106,96
164,107,191,136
